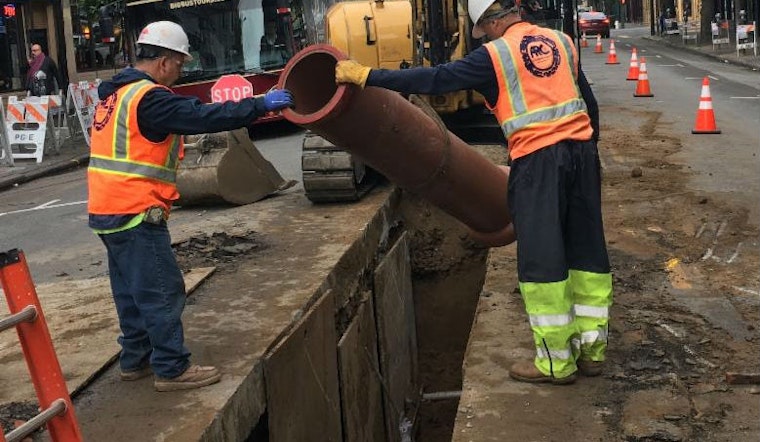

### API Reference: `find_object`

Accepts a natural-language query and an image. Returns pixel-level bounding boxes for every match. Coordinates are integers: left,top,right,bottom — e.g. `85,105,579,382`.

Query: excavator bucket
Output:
176,128,296,206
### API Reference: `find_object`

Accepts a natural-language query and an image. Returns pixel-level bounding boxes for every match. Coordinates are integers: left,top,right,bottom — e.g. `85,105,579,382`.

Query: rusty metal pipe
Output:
278,45,510,234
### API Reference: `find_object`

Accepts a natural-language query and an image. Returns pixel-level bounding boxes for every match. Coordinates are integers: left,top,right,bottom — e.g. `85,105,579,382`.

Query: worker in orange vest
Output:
88,21,293,392
336,0,612,385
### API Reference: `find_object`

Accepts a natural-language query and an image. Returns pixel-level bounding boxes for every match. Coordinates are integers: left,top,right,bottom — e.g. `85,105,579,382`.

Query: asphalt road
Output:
585,26,759,213
0,121,307,284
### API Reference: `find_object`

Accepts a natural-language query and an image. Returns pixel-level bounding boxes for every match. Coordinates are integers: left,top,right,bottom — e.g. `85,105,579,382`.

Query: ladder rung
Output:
3,398,66,442
0,305,36,333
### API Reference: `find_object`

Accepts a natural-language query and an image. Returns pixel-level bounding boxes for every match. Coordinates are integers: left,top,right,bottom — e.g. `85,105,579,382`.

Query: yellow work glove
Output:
335,60,371,88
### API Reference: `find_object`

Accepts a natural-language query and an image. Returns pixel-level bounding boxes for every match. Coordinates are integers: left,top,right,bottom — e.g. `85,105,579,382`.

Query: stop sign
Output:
210,74,254,103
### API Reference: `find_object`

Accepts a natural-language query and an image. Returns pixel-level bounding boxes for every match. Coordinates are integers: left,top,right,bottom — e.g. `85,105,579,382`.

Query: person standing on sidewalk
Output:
335,0,612,384
26,43,61,96
87,21,293,392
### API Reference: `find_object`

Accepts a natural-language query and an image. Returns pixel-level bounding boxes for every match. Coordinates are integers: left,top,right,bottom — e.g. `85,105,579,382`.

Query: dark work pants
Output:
99,222,190,378
508,140,610,282
508,140,613,377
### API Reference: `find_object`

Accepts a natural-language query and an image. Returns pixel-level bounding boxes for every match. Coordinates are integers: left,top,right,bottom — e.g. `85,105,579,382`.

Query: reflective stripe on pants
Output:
520,279,578,379
571,269,612,361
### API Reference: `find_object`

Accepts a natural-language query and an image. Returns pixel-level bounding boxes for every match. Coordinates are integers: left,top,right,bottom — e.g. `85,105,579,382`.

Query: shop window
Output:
71,1,127,71
0,2,24,91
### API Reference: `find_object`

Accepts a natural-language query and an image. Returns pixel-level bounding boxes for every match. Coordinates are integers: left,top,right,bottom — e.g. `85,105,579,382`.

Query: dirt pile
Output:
173,231,267,272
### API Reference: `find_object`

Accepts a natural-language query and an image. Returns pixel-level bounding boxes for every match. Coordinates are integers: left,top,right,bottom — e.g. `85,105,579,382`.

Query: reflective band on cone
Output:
594,34,603,53
626,48,640,81
606,39,620,64
634,57,654,97
692,77,721,134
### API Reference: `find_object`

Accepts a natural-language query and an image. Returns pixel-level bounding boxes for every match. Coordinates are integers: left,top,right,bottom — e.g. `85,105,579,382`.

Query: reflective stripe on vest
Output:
90,81,181,183
488,34,587,139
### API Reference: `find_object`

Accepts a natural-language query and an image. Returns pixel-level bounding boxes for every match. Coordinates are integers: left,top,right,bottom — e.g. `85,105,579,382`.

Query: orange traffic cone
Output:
594,34,603,53
633,57,654,97
626,48,640,81
581,32,589,48
692,77,721,134
606,39,620,64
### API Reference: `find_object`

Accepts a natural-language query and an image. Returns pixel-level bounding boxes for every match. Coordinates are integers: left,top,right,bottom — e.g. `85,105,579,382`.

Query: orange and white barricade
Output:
711,20,730,49
4,96,50,163
45,91,67,154
0,97,13,166
66,81,100,146
736,22,757,57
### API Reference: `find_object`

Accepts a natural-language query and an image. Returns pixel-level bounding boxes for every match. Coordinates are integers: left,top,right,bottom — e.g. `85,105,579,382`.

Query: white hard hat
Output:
469,0,520,38
469,0,498,38
137,21,193,61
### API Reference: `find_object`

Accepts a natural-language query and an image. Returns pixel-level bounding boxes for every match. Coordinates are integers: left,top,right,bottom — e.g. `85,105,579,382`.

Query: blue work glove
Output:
263,89,294,112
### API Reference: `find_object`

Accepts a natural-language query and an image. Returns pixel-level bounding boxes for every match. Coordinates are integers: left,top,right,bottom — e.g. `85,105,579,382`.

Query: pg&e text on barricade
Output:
170,0,226,9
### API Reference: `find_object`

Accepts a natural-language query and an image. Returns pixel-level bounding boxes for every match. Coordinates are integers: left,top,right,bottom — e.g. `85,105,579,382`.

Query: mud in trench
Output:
400,195,491,441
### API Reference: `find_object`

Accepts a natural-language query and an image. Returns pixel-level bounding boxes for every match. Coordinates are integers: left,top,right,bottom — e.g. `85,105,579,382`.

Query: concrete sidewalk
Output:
0,136,90,191
645,32,760,70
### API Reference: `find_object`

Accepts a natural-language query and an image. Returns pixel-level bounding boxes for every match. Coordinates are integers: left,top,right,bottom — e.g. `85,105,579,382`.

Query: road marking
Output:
0,199,87,217
707,75,719,81
701,219,727,262
657,64,683,67
683,345,717,368
730,96,760,100
684,77,703,80
36,199,61,209
727,242,743,263
732,286,760,296
657,320,685,339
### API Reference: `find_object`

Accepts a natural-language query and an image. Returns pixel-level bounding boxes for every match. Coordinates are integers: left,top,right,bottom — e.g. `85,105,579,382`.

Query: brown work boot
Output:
509,360,576,385
154,365,221,392
120,366,153,381
578,360,604,377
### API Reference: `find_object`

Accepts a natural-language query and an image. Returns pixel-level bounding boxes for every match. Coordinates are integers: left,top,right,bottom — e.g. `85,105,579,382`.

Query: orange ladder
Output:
0,249,82,442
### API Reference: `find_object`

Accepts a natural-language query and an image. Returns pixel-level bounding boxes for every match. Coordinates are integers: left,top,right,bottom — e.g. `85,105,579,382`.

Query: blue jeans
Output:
99,222,190,378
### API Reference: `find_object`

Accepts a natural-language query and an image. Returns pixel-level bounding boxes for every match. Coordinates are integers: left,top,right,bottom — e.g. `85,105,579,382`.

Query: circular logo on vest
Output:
520,35,560,78
93,93,117,131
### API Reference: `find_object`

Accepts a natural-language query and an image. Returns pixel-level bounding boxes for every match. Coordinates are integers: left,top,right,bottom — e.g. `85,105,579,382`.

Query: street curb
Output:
644,35,760,71
0,153,90,192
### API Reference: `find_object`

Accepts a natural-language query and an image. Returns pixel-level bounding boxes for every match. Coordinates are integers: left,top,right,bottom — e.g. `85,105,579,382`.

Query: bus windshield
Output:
125,0,294,83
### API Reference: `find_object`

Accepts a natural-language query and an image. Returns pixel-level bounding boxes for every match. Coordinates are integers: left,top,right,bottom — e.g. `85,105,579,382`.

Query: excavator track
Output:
301,131,379,203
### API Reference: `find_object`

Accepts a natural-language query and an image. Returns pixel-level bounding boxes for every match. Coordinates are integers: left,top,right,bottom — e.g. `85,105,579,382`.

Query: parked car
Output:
578,12,610,38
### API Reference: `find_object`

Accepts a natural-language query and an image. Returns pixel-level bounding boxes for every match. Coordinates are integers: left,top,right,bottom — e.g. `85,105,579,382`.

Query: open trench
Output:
236,190,492,442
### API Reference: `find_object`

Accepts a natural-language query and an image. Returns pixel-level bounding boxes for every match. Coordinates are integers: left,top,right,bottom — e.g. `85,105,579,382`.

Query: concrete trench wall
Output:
249,190,488,442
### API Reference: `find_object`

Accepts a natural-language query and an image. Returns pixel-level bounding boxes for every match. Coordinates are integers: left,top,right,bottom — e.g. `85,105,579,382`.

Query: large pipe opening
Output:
280,45,351,126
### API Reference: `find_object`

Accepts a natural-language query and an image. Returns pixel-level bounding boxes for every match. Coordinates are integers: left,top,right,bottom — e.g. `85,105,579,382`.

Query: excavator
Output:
301,0,503,202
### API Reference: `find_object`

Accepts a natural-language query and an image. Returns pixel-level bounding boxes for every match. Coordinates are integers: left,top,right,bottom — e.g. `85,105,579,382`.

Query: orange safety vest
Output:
88,79,184,215
484,22,593,160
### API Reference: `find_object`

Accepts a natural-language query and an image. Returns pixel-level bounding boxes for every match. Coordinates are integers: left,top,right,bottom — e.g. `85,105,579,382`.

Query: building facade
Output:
0,0,127,96
0,0,68,93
